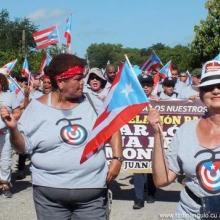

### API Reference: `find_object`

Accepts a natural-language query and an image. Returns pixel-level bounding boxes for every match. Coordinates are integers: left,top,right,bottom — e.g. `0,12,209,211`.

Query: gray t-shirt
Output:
158,91,179,100
18,98,108,189
167,119,220,219
178,85,199,99
0,91,20,129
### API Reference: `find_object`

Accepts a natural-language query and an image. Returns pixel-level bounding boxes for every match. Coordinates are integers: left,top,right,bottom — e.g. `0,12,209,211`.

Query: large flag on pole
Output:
2,59,17,74
80,61,149,163
64,14,72,51
141,51,162,74
32,26,59,49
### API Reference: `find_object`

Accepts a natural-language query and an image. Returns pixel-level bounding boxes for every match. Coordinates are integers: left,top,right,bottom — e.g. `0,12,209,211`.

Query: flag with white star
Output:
80,61,149,163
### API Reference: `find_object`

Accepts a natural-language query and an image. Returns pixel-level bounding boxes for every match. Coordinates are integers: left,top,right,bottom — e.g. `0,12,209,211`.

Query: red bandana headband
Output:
55,66,84,81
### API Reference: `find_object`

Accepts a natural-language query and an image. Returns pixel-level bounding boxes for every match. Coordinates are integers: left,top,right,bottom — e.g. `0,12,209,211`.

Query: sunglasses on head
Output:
200,84,220,92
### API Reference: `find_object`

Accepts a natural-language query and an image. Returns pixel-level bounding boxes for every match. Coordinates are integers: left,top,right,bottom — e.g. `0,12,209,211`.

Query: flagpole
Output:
124,54,137,76
125,53,169,182
124,54,168,147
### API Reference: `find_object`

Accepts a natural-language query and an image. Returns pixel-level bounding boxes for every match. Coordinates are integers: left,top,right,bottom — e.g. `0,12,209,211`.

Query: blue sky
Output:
2,0,207,57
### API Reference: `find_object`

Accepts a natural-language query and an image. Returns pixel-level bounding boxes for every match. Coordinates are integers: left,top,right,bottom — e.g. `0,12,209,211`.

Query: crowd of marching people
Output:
0,53,220,220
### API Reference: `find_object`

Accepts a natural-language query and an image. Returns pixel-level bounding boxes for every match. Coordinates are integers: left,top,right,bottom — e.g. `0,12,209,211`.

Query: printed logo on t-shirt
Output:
56,118,88,145
195,149,220,194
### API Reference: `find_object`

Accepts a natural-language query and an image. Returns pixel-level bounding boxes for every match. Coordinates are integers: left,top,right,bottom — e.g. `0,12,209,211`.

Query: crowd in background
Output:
0,61,203,209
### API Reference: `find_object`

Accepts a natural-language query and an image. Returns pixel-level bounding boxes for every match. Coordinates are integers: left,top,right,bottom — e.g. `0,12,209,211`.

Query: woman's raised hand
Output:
0,106,17,129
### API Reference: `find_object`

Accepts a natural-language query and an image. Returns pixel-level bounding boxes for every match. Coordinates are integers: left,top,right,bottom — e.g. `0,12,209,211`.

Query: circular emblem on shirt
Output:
56,118,88,146
195,149,220,194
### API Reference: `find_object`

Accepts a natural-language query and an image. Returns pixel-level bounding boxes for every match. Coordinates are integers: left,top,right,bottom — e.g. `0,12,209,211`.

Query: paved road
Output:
0,156,183,220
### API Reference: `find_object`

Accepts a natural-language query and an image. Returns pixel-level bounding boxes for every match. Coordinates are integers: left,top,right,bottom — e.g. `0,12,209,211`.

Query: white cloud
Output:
28,9,66,22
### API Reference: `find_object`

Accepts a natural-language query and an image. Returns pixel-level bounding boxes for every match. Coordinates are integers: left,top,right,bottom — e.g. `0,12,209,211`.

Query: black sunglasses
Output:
200,84,220,92
89,75,101,81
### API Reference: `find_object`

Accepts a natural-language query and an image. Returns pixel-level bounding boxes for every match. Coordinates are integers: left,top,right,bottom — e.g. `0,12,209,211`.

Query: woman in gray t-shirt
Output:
148,62,220,219
1,54,122,220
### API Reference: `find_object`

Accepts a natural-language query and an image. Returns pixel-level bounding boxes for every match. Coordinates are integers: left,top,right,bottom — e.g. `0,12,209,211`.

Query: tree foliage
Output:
191,0,220,64
0,9,37,53
87,43,193,71
0,9,42,73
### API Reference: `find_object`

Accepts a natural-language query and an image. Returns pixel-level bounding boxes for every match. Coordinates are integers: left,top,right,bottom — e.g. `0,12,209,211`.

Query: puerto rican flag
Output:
64,15,72,49
8,76,22,94
80,61,149,163
21,58,33,86
39,52,52,74
21,57,30,78
2,59,17,74
141,52,162,74
32,26,59,49
159,60,172,78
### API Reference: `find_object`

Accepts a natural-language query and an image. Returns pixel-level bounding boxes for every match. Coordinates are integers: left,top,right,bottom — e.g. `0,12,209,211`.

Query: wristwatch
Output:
112,156,124,162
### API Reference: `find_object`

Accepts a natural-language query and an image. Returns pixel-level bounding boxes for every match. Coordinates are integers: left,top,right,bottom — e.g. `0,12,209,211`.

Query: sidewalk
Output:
0,156,182,220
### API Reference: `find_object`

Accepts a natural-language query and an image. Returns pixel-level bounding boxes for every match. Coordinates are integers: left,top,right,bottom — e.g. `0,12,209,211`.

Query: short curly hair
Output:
45,53,86,89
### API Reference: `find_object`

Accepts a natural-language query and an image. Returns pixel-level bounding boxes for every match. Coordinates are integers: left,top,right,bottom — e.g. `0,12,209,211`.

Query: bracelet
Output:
112,156,123,162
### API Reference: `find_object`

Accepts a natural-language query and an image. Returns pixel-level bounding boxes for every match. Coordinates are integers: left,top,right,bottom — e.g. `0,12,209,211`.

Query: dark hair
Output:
138,75,154,87
162,77,176,87
45,53,86,89
15,75,28,83
0,73,9,91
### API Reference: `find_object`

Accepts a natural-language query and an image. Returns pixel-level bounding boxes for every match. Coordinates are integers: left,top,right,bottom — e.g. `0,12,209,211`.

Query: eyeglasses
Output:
89,75,101,81
200,84,220,92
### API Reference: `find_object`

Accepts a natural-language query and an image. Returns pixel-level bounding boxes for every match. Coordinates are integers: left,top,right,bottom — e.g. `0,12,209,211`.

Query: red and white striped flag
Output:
32,26,59,49
141,51,162,74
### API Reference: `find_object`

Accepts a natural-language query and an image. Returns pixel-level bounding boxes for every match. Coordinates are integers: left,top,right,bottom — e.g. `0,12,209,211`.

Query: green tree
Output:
87,43,124,68
0,9,37,53
191,0,220,63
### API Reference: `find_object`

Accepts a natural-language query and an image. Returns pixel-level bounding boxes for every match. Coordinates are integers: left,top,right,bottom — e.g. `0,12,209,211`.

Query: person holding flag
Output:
0,53,122,220
148,59,220,219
